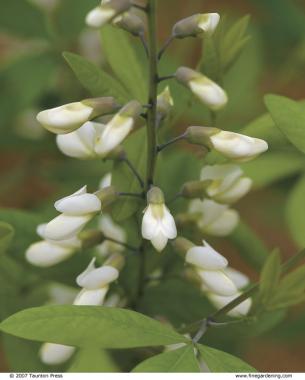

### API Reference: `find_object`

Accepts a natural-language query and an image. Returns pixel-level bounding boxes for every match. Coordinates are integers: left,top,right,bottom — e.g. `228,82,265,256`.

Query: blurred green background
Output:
1,0,305,372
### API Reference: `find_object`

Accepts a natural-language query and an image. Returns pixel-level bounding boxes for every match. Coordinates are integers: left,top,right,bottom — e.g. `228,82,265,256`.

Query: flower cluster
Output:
25,0,270,366
40,255,124,365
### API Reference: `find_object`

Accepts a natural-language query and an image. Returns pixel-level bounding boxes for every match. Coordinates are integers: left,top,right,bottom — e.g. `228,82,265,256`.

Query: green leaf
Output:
68,348,119,373
200,15,251,81
63,52,130,103
259,249,281,304
198,344,256,373
0,222,14,255
241,112,290,150
54,0,98,41
265,94,305,154
133,345,200,373
0,306,188,348
219,15,251,72
242,152,304,188
111,128,146,222
229,221,269,271
286,175,305,248
101,26,147,101
0,0,49,39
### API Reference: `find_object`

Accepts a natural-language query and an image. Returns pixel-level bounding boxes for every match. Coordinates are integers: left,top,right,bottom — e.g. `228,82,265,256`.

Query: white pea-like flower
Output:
173,13,220,38
185,240,237,296
200,164,253,204
44,186,102,241
99,173,112,189
189,199,239,237
176,67,227,111
36,97,118,135
40,256,122,365
157,86,174,121
142,187,177,252
86,0,131,28
95,100,142,157
25,224,81,267
56,121,101,159
209,130,269,162
207,268,252,317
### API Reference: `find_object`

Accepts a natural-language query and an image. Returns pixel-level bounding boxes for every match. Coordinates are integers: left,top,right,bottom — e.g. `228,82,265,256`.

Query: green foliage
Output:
111,128,146,222
133,345,200,373
68,348,119,373
0,0,49,39
286,175,305,248
101,26,147,102
200,15,251,82
198,344,256,372
242,152,304,189
259,249,282,306
0,305,188,348
265,95,305,154
0,222,14,255
63,52,130,103
229,221,269,271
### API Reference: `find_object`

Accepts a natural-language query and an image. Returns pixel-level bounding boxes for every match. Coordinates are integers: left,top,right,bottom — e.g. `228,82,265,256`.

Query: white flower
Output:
37,102,94,134
176,67,227,111
37,97,118,135
186,240,228,270
86,0,131,28
76,258,119,290
39,343,75,366
56,121,101,159
44,186,101,241
197,13,220,35
25,224,81,267
207,267,252,317
200,164,252,204
209,130,268,162
142,187,177,252
157,86,174,120
99,173,112,189
185,240,237,296
98,214,126,256
189,199,239,236
95,100,141,156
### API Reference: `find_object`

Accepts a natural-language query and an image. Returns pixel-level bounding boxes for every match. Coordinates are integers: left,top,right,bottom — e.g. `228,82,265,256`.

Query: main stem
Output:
146,0,158,190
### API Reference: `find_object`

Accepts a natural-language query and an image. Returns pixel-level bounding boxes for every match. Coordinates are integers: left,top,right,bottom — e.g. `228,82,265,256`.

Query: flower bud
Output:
200,164,252,204
95,100,142,156
39,343,75,366
142,187,177,252
197,269,238,296
208,130,269,162
186,240,228,270
224,267,250,289
189,199,239,237
25,224,81,267
98,214,126,256
172,13,220,39
76,258,119,290
113,11,145,36
176,67,227,110
86,0,131,28
185,126,219,147
37,97,118,135
157,86,174,121
44,186,102,241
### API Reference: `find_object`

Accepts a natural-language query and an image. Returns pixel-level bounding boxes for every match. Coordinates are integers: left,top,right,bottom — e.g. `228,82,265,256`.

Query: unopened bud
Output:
104,253,125,271
181,180,209,199
157,86,174,121
147,186,165,205
113,12,145,36
80,229,104,249
95,186,118,209
171,237,194,258
82,97,120,118
86,0,131,29
185,126,219,147
173,13,220,39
